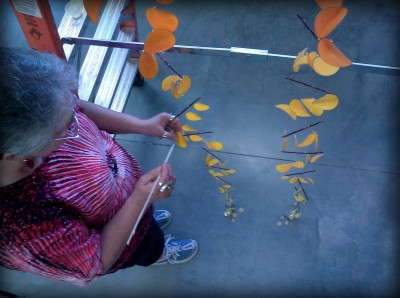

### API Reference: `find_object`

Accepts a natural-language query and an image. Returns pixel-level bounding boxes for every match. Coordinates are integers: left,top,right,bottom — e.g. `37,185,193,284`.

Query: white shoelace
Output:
163,235,183,264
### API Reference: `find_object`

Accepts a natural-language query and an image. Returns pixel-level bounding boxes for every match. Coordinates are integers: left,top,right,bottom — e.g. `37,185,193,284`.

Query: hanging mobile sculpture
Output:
276,0,350,226
293,0,351,76
137,1,242,221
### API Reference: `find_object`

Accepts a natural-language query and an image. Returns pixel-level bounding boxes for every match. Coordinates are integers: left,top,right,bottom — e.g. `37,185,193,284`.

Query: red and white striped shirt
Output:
0,109,152,286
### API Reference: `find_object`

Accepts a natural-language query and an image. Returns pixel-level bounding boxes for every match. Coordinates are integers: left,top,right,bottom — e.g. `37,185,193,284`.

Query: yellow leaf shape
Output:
161,75,180,91
146,8,178,32
291,161,305,169
206,141,223,151
186,112,202,121
307,178,315,185
289,177,308,184
301,98,324,116
171,84,183,99
175,131,187,148
225,169,236,174
283,136,289,150
189,135,203,142
182,124,197,132
206,154,216,166
194,103,210,111
312,56,340,76
176,75,191,95
144,29,176,54
313,131,319,150
305,154,311,163
293,48,308,72
307,51,319,68
313,94,339,110
298,177,309,183
296,193,306,202
222,184,232,189
219,187,226,193
281,175,289,180
289,99,311,117
297,133,316,147
310,154,323,163
209,170,223,177
276,164,293,173
139,52,158,79
275,104,297,120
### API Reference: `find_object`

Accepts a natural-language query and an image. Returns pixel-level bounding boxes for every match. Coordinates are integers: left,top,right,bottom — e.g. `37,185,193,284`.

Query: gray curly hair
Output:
0,47,78,158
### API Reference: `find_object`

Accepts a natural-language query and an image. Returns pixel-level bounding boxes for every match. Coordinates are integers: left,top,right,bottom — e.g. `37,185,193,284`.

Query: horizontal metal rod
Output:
61,37,400,75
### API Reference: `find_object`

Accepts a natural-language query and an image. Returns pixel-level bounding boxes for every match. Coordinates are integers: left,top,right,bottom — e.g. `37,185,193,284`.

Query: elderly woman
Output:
0,47,197,286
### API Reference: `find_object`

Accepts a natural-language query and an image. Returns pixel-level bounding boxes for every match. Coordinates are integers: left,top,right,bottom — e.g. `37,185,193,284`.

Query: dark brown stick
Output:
282,120,324,138
286,77,334,94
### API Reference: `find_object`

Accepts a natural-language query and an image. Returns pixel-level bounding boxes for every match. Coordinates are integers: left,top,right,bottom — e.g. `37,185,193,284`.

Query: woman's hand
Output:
141,112,182,141
132,163,176,207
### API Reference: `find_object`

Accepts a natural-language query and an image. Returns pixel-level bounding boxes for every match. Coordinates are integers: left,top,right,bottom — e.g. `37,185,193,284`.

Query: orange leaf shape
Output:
186,112,202,121
315,0,344,9
275,104,297,120
315,7,348,38
83,0,103,24
318,38,352,67
146,8,178,32
301,98,324,116
194,103,210,111
206,141,223,151
290,99,311,117
176,75,191,95
139,52,158,79
156,0,175,4
312,56,340,76
161,75,180,91
313,94,339,110
144,29,176,54
175,131,187,148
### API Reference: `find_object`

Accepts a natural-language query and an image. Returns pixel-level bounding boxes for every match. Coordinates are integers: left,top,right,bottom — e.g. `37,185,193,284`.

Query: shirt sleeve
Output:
1,214,103,287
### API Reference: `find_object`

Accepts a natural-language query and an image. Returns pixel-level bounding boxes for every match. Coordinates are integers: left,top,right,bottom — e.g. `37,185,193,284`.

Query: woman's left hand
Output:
141,112,182,141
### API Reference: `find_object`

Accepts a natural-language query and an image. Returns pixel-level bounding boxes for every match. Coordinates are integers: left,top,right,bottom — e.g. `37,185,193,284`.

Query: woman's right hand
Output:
132,163,176,207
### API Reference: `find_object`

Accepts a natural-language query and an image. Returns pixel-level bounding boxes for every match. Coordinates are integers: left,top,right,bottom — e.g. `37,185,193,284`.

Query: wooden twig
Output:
282,120,324,138
286,77,334,94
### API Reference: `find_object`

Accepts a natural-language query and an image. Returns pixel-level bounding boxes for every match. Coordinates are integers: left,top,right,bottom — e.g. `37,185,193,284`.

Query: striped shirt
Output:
0,109,153,286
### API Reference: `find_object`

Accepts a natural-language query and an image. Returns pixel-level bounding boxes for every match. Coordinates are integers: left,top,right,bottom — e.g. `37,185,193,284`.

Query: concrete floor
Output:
1,0,399,297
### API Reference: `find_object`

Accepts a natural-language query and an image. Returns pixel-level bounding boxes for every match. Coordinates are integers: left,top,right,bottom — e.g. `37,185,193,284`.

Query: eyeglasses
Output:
53,111,80,141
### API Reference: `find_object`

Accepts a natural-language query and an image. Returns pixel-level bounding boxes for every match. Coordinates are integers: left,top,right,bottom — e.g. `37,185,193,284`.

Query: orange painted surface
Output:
9,0,66,59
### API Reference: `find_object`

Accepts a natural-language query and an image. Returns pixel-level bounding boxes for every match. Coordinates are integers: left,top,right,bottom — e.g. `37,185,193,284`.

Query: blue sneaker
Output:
153,210,172,229
154,234,198,265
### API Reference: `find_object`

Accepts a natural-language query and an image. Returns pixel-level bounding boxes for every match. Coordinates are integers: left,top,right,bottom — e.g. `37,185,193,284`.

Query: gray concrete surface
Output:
1,0,399,297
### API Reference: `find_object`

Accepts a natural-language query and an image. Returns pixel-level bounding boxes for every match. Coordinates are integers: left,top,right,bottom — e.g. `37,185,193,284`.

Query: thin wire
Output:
127,144,175,244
